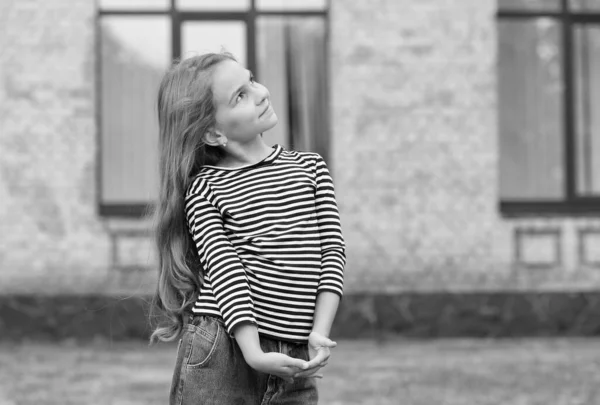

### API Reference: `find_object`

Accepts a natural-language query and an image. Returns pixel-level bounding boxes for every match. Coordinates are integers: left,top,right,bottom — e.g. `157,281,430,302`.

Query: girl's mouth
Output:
260,103,272,117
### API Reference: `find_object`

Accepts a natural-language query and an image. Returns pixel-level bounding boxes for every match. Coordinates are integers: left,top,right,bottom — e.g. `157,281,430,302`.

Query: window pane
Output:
498,0,560,11
256,0,326,11
574,25,600,196
181,21,246,66
176,0,250,11
99,0,169,10
256,16,328,159
498,19,564,200
570,0,600,11
100,17,170,204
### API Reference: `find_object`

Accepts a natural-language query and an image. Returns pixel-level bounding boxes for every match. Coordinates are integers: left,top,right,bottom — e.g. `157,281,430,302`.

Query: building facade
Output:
2,0,600,337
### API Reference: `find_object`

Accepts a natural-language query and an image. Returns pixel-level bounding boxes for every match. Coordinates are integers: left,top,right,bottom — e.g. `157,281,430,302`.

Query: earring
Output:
222,140,227,147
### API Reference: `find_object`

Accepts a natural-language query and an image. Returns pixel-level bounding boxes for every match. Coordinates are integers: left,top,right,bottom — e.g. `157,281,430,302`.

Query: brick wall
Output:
1,0,600,296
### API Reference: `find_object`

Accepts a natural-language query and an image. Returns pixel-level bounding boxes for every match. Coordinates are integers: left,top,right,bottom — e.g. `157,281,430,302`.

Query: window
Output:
498,0,600,215
98,0,329,216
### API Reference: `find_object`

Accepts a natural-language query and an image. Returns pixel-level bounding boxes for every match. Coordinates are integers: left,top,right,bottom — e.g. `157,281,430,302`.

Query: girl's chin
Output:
263,115,278,129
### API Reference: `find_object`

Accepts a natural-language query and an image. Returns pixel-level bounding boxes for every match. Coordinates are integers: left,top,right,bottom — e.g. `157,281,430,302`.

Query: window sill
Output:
500,200,600,217
99,204,153,218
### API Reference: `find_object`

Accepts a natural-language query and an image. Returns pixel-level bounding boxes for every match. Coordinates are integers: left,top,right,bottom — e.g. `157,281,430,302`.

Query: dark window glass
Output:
498,19,564,200
574,25,600,196
100,16,170,204
256,16,328,158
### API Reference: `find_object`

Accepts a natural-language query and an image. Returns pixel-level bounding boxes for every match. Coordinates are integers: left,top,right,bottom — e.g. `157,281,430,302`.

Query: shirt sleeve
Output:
185,179,257,336
313,154,346,297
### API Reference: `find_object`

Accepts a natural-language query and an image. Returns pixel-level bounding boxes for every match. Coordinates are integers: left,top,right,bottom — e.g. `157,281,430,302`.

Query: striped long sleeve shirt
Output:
184,145,345,343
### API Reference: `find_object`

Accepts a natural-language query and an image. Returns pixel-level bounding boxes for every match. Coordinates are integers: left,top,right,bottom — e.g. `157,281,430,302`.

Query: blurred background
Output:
2,0,600,404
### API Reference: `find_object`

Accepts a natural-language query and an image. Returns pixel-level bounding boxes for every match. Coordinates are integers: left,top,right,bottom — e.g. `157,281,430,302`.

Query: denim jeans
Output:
170,315,318,405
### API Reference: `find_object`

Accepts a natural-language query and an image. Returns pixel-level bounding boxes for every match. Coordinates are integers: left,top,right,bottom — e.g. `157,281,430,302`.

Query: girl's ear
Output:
203,129,227,147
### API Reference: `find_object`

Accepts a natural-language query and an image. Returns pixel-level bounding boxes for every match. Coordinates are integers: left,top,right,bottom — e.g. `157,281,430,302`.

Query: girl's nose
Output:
255,84,270,105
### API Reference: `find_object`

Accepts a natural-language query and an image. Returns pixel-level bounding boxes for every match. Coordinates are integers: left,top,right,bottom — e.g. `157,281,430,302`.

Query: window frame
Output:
498,0,600,216
96,0,330,217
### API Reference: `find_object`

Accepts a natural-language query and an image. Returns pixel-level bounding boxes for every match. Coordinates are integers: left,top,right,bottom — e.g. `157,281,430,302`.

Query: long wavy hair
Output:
149,52,236,343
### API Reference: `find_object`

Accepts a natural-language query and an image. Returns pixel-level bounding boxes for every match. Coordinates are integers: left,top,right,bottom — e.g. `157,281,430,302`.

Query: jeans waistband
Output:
187,312,225,327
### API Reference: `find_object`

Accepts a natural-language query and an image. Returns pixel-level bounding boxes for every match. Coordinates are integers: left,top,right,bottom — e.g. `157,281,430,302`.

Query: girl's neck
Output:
217,136,273,169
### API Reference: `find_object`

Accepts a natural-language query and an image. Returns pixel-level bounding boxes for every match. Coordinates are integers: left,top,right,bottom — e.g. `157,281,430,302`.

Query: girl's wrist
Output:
244,350,265,369
238,343,265,367
232,322,265,367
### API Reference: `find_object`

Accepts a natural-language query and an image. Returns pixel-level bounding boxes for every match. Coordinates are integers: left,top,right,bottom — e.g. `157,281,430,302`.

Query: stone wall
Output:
0,0,157,295
0,0,112,294
330,0,501,291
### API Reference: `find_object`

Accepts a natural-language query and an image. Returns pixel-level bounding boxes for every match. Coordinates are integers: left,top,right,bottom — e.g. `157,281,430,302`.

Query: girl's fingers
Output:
304,359,328,370
312,335,337,347
294,368,320,378
281,365,304,376
294,362,328,378
284,358,309,370
304,352,329,369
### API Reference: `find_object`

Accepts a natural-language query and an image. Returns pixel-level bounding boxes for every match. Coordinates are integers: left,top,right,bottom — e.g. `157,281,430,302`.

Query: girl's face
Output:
211,59,277,143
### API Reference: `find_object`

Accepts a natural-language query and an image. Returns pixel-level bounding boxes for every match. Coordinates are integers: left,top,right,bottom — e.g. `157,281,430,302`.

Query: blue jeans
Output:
170,315,319,405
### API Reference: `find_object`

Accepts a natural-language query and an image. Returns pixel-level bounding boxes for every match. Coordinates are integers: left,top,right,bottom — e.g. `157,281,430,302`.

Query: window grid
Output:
498,0,600,216
97,0,330,217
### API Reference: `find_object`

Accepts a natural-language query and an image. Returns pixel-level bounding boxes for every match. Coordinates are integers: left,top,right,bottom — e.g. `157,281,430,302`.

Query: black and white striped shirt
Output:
185,145,345,343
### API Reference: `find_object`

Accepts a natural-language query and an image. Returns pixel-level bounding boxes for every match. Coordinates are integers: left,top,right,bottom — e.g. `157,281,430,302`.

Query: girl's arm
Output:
312,154,345,302
312,154,345,332
186,182,256,336
300,292,339,375
233,323,309,382
311,291,340,338
237,292,341,380
295,155,346,376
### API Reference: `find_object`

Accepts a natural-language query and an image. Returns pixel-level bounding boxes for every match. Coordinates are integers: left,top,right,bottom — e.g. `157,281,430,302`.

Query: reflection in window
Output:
574,25,600,196
98,3,329,215
100,17,170,204
181,21,247,65
498,19,564,200
257,17,328,160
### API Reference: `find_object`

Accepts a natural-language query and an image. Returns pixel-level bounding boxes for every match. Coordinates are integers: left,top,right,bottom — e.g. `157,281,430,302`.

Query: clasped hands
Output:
246,331,337,383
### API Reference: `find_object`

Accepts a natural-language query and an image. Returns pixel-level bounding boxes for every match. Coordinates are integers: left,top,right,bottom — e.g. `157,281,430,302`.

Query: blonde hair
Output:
149,52,236,343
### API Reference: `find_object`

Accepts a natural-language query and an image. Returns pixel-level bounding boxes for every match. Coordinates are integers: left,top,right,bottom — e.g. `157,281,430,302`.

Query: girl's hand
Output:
247,352,309,383
294,332,337,379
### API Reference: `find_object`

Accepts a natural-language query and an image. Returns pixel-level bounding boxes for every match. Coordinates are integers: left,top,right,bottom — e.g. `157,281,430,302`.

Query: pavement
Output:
1,338,600,404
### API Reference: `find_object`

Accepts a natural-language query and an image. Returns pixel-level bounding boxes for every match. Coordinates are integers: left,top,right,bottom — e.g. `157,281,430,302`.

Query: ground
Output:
1,338,599,405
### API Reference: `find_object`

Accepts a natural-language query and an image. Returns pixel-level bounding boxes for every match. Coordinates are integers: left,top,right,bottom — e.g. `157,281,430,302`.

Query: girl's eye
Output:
236,92,246,103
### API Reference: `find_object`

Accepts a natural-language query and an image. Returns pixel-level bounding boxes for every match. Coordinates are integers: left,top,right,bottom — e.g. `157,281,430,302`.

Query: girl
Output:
150,52,346,405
